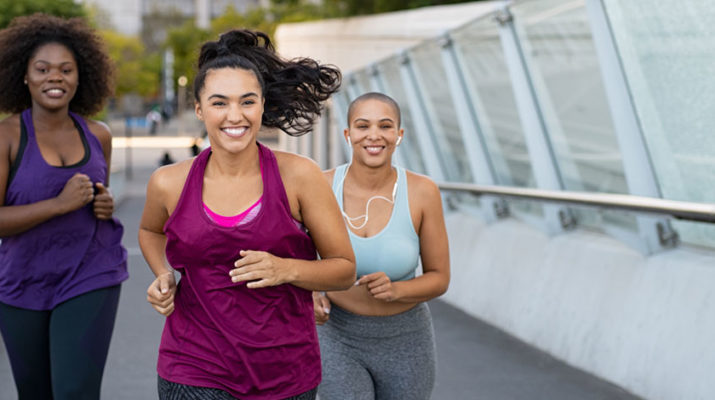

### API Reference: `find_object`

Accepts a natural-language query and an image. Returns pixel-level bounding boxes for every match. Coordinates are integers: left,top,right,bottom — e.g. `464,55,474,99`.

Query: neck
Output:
206,142,260,178
345,159,395,191
30,104,74,130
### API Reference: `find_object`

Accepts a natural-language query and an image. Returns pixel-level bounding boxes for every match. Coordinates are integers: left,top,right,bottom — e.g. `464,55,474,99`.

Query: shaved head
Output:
347,92,401,128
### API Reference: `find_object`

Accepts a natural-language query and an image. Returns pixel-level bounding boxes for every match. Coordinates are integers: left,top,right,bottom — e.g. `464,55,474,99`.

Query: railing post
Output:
331,92,352,165
585,0,678,252
496,6,575,234
439,32,508,221
398,51,446,181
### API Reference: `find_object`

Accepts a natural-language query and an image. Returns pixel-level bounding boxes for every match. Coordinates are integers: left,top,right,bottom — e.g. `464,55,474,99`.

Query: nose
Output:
226,102,243,123
48,69,64,82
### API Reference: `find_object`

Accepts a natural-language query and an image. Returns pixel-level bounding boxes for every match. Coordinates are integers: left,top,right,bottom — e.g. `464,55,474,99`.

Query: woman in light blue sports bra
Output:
314,92,451,400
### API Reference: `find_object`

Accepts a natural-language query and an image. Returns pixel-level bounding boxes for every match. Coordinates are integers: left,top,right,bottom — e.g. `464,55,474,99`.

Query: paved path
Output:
0,139,641,400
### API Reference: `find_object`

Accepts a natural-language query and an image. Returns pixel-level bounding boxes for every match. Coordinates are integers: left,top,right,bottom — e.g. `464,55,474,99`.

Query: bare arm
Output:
139,165,186,315
358,173,450,303
90,120,115,219
230,155,355,291
0,117,94,237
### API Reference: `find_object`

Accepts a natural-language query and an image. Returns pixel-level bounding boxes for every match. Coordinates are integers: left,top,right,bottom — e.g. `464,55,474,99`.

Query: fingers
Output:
147,274,176,316
95,182,110,195
230,251,287,288
312,292,331,325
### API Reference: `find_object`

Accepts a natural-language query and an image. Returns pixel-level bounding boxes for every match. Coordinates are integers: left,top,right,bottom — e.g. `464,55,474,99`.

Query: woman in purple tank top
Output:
0,14,128,399
139,30,355,400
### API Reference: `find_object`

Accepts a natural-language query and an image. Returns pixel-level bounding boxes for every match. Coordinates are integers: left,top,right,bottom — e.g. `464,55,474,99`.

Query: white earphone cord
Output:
340,168,398,230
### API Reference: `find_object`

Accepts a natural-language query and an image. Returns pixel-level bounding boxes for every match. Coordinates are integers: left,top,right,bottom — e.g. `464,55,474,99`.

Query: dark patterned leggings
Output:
157,376,317,400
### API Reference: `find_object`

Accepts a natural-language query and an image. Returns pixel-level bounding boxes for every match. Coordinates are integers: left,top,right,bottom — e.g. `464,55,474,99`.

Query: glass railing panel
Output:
602,0,715,247
511,0,636,231
377,57,427,174
409,40,474,183
352,69,374,94
451,15,543,216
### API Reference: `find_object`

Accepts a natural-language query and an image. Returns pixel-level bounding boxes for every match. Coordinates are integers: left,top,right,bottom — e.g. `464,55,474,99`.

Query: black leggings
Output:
0,285,121,400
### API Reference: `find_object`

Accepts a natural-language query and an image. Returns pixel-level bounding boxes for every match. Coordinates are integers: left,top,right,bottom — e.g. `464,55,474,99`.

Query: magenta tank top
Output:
159,143,320,399
0,109,128,310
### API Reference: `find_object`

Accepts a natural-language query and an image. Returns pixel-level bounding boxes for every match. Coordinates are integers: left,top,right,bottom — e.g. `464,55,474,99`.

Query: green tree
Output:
0,0,86,29
211,5,275,37
101,30,161,99
165,20,211,97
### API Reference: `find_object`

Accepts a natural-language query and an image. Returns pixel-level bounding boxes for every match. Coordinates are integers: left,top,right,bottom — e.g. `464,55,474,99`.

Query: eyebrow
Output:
32,60,75,66
353,117,395,124
207,92,259,100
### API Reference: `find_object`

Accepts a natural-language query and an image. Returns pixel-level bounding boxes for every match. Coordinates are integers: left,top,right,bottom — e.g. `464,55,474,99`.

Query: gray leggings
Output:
317,302,436,400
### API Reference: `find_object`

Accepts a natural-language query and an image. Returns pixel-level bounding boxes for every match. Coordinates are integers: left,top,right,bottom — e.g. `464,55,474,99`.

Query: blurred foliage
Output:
0,0,85,29
101,30,161,99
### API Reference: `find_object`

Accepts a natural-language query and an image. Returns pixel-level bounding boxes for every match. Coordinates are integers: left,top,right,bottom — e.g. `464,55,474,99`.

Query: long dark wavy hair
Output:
0,13,114,116
194,29,342,136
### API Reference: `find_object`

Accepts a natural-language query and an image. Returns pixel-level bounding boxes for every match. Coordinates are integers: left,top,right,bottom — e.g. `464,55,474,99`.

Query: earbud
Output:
396,136,402,146
347,135,352,145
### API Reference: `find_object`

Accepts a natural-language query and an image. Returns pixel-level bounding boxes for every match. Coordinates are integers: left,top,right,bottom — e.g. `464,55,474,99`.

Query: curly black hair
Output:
0,13,114,116
194,29,342,137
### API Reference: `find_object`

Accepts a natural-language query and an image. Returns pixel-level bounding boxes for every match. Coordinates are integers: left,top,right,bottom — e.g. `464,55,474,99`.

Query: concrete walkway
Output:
0,137,641,400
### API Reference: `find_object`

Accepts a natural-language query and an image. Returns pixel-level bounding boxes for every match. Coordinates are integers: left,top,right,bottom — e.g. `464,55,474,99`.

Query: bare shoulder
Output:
405,169,440,198
86,119,112,142
0,114,21,145
274,150,323,182
148,157,194,195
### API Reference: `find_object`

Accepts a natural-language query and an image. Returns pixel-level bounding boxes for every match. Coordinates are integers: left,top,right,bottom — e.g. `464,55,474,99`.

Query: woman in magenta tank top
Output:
139,30,355,400
0,14,128,399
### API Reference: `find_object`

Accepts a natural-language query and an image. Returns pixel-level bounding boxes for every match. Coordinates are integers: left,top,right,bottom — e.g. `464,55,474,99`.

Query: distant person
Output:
0,13,128,399
146,107,161,135
139,29,355,400
314,92,450,400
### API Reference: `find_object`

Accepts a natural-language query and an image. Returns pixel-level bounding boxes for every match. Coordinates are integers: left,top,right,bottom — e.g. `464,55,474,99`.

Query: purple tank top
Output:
0,109,128,310
159,143,320,399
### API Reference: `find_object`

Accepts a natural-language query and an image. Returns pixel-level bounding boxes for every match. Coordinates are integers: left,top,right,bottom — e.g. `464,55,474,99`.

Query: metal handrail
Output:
437,182,715,224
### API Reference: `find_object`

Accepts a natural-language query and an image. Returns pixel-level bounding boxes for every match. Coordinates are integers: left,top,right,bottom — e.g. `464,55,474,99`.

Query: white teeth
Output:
46,89,64,96
222,127,247,136
365,146,383,154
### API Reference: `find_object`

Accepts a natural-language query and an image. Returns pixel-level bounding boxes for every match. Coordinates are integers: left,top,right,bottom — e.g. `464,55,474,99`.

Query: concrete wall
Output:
443,209,715,400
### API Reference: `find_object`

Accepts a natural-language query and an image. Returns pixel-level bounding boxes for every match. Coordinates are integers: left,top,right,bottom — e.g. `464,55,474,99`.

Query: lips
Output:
43,88,66,99
364,145,385,155
221,127,248,138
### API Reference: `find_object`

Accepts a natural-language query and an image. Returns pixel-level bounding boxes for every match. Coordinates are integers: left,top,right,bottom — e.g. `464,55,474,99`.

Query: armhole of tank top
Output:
60,115,91,169
163,152,205,232
7,118,28,187
399,167,420,238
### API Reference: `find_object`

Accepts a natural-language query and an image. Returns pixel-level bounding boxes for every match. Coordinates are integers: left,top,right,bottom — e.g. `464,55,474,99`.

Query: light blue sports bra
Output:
332,164,420,281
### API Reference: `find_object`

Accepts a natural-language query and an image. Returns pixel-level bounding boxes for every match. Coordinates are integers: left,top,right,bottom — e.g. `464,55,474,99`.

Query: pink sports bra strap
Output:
203,197,263,227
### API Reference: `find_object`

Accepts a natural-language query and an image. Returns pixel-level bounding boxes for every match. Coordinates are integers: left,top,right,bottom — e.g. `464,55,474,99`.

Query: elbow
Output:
336,258,357,290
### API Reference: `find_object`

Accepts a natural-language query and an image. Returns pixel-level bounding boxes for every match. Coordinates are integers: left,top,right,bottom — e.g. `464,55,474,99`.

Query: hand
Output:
93,182,114,220
312,291,331,325
147,272,176,316
229,250,293,289
356,272,399,302
56,173,94,214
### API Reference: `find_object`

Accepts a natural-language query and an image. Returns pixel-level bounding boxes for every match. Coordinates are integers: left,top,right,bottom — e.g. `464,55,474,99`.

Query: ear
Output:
195,102,203,121
343,129,351,145
396,129,404,146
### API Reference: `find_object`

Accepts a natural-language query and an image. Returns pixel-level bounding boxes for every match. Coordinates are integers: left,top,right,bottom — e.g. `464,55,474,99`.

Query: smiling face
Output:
195,67,264,154
25,42,79,112
345,98,404,168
